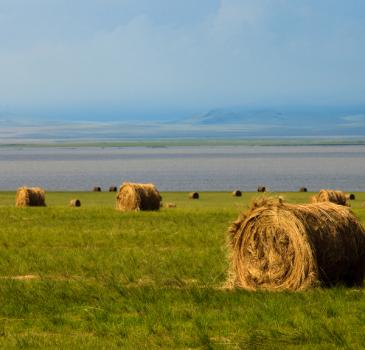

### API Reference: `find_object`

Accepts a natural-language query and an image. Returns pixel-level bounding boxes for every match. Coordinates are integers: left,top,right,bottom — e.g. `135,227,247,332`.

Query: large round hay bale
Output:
15,187,46,207
70,199,81,207
227,198,365,291
311,189,348,206
189,192,199,199
232,190,242,197
299,187,308,192
93,186,101,192
116,182,161,211
348,193,356,200
109,186,117,192
257,186,266,192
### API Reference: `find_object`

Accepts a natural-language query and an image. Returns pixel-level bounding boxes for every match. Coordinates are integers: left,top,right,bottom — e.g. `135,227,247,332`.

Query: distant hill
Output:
180,107,365,137
1,106,365,142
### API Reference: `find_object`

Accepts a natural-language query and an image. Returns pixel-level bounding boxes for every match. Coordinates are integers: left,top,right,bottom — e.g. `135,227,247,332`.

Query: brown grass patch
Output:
0,275,40,280
15,187,46,207
227,197,365,291
164,202,177,208
116,182,161,211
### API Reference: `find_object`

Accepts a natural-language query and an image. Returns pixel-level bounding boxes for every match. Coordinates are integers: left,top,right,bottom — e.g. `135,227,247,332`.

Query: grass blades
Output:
0,192,364,348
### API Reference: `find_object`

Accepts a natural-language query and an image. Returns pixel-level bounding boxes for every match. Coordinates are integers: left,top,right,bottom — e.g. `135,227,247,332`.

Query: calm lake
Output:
0,145,364,191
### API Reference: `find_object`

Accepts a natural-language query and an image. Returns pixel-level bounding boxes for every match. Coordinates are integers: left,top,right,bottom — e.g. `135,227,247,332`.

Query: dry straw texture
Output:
116,182,161,211
311,189,348,206
227,197,365,291
189,192,200,199
232,190,242,197
15,187,46,207
70,199,81,207
257,186,266,192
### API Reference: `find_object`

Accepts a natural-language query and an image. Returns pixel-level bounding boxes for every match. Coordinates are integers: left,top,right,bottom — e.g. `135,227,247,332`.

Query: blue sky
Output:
1,0,365,121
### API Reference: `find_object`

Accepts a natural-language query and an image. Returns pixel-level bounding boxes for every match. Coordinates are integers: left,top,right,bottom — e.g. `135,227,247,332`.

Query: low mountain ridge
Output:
1,107,365,141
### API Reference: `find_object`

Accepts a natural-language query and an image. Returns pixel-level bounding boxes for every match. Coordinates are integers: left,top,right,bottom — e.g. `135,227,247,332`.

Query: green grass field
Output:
0,191,364,349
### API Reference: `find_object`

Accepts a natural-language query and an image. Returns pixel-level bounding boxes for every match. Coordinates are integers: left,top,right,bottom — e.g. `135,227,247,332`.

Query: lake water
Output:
0,145,364,191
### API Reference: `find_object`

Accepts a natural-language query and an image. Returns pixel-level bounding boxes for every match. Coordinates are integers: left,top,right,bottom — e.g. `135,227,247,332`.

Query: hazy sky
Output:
1,0,365,121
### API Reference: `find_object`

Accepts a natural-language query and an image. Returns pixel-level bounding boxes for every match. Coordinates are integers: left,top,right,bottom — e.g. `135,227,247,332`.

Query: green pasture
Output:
0,191,364,349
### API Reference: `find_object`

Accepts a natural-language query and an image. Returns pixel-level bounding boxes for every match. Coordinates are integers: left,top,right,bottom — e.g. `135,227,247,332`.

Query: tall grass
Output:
0,192,364,349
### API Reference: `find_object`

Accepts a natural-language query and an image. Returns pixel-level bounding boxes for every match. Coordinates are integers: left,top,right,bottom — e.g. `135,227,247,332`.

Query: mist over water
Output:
0,145,364,191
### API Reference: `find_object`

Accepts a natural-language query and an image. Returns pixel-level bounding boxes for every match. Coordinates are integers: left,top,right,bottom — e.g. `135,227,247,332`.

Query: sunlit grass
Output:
0,191,364,349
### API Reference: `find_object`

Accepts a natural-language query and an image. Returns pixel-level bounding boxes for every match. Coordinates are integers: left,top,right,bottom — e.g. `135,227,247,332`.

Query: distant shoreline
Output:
1,137,365,148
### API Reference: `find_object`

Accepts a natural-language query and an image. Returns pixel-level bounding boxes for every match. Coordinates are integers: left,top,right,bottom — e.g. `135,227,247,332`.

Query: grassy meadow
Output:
0,191,364,349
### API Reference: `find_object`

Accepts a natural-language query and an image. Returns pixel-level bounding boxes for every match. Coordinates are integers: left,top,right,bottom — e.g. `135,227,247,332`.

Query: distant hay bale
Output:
93,187,102,192
70,199,81,207
232,190,242,197
109,186,117,192
164,202,177,208
15,187,46,207
227,198,365,291
348,193,356,200
299,187,308,192
189,192,199,199
257,186,266,192
311,189,348,206
116,182,161,211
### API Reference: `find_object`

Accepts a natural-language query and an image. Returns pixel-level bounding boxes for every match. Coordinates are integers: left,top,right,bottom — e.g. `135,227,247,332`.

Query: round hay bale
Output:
109,186,117,192
311,189,348,206
116,182,161,211
70,199,81,207
299,187,308,192
257,186,266,192
348,193,356,200
93,187,101,192
232,190,242,197
15,187,46,207
189,192,199,199
227,197,365,291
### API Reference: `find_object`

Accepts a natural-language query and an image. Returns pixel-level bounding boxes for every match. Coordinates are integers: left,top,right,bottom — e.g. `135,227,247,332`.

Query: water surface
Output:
0,145,364,191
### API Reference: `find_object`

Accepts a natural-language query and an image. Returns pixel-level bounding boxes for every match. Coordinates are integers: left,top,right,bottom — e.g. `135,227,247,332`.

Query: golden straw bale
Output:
257,186,266,192
299,187,308,192
93,187,101,192
232,190,242,197
189,192,199,199
109,186,117,192
116,182,161,211
15,187,46,207
227,197,365,291
311,189,348,206
70,199,81,207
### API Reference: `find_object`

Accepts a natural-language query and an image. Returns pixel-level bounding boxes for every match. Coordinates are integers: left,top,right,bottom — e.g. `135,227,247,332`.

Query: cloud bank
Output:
0,0,365,120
